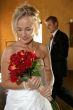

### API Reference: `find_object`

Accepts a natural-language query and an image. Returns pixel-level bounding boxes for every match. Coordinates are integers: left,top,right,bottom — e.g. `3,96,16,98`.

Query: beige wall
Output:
0,0,73,70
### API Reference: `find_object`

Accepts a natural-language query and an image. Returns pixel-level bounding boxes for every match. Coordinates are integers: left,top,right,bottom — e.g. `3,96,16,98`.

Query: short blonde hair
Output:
12,3,41,35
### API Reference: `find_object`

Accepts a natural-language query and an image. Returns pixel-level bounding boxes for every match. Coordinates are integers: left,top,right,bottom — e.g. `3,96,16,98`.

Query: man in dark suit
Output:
45,16,69,99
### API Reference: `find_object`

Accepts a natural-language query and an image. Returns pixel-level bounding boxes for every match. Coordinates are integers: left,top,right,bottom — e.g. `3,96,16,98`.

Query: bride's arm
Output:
38,44,54,97
41,44,54,87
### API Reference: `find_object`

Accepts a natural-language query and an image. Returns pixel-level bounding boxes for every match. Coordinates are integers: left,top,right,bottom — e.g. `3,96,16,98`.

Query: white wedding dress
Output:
4,89,53,110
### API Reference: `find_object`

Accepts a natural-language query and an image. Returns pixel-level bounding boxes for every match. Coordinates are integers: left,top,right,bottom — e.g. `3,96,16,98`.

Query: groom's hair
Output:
45,16,58,27
45,16,58,23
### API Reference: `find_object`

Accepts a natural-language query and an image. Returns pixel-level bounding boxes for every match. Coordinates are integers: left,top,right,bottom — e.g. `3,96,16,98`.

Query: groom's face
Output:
47,20,58,33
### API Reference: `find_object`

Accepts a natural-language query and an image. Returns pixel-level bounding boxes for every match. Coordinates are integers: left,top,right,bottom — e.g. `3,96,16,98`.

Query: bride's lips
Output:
22,37,28,40
23,38,28,40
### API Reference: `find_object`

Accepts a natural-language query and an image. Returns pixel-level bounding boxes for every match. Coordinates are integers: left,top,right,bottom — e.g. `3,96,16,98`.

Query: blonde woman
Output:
0,4,54,110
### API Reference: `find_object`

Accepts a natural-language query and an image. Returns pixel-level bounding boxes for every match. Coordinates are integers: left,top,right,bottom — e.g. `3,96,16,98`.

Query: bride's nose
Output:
21,30,27,37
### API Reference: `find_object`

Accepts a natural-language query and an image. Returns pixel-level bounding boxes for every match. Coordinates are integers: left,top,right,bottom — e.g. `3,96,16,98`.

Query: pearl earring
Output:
18,37,21,41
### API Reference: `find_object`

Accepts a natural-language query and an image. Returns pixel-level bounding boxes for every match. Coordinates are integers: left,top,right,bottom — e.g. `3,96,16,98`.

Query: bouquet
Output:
8,50,41,83
8,50,60,110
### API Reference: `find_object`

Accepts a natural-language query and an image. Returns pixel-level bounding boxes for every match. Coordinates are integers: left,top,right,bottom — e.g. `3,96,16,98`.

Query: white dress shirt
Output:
49,29,58,52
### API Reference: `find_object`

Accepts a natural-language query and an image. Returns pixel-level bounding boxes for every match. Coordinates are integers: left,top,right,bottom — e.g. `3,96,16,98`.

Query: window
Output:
33,23,42,43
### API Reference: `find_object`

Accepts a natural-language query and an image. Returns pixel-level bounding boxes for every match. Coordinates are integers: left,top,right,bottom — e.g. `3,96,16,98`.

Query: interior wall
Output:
0,0,73,70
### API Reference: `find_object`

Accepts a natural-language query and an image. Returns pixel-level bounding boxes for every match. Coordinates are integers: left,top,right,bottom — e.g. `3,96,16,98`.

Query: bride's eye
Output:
17,28,22,31
18,29,22,31
26,28,32,31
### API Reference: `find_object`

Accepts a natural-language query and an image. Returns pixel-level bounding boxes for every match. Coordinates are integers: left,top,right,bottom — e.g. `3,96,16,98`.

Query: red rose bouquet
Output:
8,50,41,83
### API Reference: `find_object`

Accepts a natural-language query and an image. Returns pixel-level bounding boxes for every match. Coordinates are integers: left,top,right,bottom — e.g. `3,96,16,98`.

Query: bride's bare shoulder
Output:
1,42,17,60
37,42,48,52
34,41,49,57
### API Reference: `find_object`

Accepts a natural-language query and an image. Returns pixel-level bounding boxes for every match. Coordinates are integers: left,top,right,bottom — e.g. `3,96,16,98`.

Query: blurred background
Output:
0,0,73,110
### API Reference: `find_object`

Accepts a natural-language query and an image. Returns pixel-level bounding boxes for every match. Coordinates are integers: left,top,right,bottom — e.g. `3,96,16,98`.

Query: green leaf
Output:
23,76,28,82
21,59,42,78
50,99,60,110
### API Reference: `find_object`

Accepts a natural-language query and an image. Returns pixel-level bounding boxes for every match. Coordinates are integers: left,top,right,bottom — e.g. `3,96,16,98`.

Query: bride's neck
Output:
18,39,34,48
25,39,34,46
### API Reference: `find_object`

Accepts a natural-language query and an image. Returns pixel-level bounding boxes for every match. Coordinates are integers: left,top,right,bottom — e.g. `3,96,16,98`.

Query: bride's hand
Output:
38,86,52,98
26,76,41,89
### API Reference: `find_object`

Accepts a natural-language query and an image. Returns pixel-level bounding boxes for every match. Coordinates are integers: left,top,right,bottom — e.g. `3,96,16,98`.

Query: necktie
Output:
49,35,53,52
50,35,53,41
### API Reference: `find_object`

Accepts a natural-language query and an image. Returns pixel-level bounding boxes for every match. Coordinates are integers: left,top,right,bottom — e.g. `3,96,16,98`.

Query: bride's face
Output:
16,16,34,44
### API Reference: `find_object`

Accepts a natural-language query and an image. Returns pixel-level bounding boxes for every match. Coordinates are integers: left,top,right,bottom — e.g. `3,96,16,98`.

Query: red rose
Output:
10,53,17,61
10,69,21,76
10,69,21,82
8,64,16,71
10,74,18,82
18,63,26,72
10,71,17,82
27,52,37,61
10,53,20,65
25,59,32,69
14,69,21,76
17,50,25,59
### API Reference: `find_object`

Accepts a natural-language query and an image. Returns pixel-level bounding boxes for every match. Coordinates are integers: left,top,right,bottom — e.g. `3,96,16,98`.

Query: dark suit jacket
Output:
50,30,69,77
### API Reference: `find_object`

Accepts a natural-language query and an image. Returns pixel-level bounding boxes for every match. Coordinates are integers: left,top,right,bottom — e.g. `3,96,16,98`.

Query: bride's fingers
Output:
27,76,41,89
30,78,40,88
41,91,52,97
44,90,52,96
31,76,40,80
44,87,52,93
39,87,52,97
29,76,39,81
45,87,52,92
29,77,41,85
45,88,52,93
34,80,40,87
44,94,52,98
27,79,39,89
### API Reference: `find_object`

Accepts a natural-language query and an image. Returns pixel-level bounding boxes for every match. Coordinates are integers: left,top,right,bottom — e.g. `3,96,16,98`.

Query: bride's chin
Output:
20,38,33,44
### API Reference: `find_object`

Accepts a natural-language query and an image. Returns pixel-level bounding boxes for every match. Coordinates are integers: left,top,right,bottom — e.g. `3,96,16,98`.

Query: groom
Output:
45,16,69,99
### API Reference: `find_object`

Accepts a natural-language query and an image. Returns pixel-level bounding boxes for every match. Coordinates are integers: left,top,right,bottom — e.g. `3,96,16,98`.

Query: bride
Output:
0,3,54,110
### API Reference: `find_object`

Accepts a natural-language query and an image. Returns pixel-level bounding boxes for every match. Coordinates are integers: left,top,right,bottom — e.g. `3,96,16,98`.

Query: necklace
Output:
15,39,37,52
